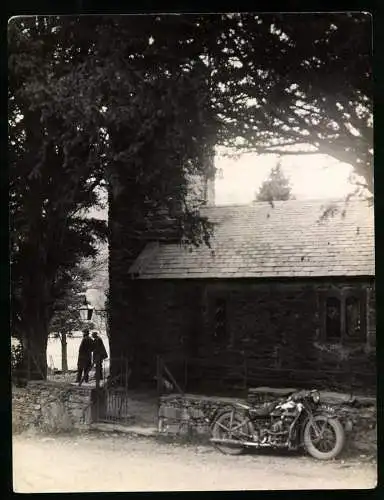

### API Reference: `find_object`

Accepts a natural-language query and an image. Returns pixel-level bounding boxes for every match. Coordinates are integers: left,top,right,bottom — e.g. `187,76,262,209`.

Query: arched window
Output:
213,298,227,343
325,296,341,340
345,295,365,341
321,288,367,344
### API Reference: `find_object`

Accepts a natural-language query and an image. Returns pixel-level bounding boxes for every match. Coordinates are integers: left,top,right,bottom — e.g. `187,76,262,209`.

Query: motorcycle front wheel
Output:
304,415,345,460
211,410,251,456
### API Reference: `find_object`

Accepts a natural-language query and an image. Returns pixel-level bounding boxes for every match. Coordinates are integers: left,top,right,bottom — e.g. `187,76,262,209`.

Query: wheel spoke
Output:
310,426,321,442
305,416,344,459
216,421,230,432
312,421,337,453
212,412,250,455
231,421,247,433
318,421,327,437
324,440,332,451
225,416,247,437
311,421,322,436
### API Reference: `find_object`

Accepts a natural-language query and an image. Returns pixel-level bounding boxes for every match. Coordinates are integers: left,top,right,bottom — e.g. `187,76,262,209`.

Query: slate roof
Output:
128,199,375,279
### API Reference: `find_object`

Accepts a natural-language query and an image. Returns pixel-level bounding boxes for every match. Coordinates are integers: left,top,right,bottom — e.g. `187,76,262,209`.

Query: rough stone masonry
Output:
12,381,93,433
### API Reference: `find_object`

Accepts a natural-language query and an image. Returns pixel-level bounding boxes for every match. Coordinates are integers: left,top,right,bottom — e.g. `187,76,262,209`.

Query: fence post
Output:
243,351,247,391
27,349,31,382
163,362,184,395
156,355,162,396
125,357,128,390
95,361,100,389
156,355,163,433
184,357,188,392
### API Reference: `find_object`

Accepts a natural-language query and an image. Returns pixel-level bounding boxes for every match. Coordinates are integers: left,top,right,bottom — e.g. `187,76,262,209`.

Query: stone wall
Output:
158,394,237,436
122,279,376,392
12,381,94,433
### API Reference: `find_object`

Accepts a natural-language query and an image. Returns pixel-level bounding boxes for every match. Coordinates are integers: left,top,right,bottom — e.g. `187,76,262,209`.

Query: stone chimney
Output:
204,176,215,206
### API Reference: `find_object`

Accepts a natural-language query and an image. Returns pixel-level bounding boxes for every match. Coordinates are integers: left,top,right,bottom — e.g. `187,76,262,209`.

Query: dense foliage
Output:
11,340,24,385
207,13,372,193
9,17,107,377
9,13,372,379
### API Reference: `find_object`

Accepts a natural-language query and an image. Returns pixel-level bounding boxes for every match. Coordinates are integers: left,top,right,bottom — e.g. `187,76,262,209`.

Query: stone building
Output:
110,198,375,393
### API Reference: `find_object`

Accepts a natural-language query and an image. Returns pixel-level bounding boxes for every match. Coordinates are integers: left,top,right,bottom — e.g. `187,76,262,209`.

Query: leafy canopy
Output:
9,17,107,375
9,14,372,377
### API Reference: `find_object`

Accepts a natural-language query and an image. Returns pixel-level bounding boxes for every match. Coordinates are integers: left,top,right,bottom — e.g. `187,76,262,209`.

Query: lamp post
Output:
79,296,94,322
79,296,97,387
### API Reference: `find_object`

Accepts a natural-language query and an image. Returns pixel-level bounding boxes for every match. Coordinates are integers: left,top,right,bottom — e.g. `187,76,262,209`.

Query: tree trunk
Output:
17,266,53,380
61,332,68,373
23,327,48,380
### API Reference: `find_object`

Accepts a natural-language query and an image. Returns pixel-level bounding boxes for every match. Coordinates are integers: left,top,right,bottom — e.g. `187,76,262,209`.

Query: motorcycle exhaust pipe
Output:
210,438,270,448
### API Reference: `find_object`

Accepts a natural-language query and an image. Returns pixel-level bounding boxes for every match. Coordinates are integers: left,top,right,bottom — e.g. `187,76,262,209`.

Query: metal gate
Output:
94,387,132,424
93,358,132,424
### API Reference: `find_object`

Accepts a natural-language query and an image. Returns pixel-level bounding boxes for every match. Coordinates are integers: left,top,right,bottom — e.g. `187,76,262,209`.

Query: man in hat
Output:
76,329,93,385
91,331,108,384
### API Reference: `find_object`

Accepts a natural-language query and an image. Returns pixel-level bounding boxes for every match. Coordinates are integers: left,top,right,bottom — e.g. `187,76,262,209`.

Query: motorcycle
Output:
210,389,348,460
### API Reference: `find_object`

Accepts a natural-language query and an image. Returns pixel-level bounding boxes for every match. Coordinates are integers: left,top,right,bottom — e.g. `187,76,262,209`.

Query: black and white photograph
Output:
9,12,376,492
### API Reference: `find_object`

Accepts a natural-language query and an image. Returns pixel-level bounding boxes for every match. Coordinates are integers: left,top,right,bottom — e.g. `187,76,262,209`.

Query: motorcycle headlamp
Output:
311,390,320,403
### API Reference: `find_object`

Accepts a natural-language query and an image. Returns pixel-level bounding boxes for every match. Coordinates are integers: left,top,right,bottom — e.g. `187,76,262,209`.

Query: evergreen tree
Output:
255,160,294,203
9,17,107,378
49,265,94,373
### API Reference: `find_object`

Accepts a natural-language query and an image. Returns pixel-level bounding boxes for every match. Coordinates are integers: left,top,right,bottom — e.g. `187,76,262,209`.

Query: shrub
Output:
11,339,26,386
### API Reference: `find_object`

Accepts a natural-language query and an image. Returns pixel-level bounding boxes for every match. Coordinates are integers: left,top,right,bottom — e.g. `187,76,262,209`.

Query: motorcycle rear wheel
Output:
211,410,251,456
304,415,345,460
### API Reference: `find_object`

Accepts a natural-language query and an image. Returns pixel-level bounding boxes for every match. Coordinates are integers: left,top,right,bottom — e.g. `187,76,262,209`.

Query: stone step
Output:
90,422,157,436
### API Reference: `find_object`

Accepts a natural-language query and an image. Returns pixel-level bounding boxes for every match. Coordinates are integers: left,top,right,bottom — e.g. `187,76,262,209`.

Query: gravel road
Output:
12,432,377,492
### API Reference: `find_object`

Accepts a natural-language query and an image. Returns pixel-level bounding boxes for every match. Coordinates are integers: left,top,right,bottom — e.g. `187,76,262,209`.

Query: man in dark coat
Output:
76,330,93,385
92,331,108,384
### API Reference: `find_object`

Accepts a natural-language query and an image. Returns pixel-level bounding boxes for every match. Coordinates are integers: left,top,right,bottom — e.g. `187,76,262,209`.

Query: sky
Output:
88,150,360,219
214,151,356,206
